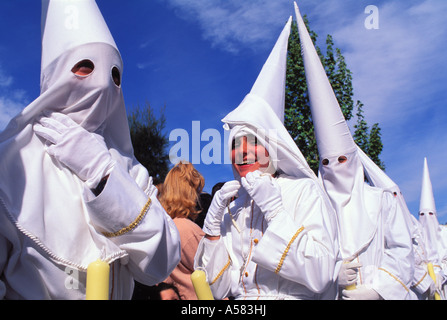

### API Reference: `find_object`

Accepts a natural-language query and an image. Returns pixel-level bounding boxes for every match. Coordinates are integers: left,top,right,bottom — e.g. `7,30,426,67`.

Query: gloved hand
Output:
435,273,444,292
342,285,382,300
429,273,444,298
203,180,241,237
241,170,283,224
338,260,362,287
33,112,115,190
428,279,437,298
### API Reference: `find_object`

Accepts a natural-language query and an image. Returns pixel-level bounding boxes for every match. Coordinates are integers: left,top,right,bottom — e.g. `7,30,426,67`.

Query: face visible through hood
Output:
231,134,270,178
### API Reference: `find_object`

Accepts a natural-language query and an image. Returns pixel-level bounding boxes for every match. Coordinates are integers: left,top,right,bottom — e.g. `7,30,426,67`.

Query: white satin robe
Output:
195,174,340,300
0,163,180,300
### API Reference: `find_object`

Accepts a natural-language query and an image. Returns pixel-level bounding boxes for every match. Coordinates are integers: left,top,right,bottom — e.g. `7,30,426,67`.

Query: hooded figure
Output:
294,2,413,300
0,0,180,299
418,157,447,298
194,16,340,300
359,148,435,299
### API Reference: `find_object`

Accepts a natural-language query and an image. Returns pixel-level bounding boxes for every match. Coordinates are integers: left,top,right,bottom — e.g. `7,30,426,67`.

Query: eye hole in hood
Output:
112,66,121,87
71,59,95,76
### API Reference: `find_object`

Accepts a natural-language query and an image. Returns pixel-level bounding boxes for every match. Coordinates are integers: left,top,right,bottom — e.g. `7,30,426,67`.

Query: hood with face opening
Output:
295,2,386,259
418,157,446,262
224,92,317,183
0,0,147,270
222,17,317,183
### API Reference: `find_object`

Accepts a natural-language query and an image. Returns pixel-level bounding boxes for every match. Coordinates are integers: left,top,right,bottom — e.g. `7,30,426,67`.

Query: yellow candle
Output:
427,262,441,300
343,260,357,290
86,259,110,300
345,284,357,290
191,270,214,300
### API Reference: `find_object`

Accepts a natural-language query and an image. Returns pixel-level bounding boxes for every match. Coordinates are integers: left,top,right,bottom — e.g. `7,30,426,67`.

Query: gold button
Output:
245,272,249,277
254,239,259,244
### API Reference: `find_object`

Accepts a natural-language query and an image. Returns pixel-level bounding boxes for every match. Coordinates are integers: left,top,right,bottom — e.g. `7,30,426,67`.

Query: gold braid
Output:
102,198,152,238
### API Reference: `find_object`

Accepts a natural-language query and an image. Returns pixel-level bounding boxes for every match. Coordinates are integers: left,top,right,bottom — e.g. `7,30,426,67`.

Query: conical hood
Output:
41,0,117,75
294,2,356,159
418,157,445,264
420,157,437,215
249,16,291,123
295,2,380,259
0,0,144,270
222,16,317,181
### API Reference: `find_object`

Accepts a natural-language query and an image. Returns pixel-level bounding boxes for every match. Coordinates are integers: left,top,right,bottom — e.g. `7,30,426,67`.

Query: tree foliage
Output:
285,18,384,173
128,102,170,185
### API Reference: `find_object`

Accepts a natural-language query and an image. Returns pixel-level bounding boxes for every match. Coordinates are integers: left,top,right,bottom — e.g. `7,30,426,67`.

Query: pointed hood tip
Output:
243,17,292,123
293,1,356,158
420,156,437,214
41,0,118,73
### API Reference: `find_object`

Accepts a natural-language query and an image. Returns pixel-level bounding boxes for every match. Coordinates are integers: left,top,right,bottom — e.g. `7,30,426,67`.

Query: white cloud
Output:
0,73,13,88
321,0,447,215
329,1,446,123
0,66,28,131
160,0,292,53
0,95,26,131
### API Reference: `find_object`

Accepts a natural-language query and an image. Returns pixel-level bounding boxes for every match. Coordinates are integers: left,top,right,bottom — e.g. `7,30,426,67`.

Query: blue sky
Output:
1,0,446,222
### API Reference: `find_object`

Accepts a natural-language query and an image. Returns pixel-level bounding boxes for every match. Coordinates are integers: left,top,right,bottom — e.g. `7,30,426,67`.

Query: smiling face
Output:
231,134,270,178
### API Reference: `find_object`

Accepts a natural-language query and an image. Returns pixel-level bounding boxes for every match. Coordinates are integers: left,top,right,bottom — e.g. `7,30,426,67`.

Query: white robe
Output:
342,187,414,300
0,162,180,300
194,174,340,300
0,0,181,299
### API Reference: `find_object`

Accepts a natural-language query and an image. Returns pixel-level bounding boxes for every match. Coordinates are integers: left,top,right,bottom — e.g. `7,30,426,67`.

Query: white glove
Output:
241,170,283,224
342,285,382,300
203,180,240,236
435,272,444,292
429,273,444,298
338,261,362,287
33,113,115,190
428,279,436,298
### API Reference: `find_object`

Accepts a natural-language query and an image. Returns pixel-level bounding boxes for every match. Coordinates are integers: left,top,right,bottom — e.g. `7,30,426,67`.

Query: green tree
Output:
367,123,385,170
285,18,384,173
128,102,170,185
353,100,369,150
353,101,385,170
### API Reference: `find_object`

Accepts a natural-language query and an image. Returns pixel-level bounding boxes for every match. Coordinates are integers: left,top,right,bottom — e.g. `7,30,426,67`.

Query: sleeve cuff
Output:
84,164,149,235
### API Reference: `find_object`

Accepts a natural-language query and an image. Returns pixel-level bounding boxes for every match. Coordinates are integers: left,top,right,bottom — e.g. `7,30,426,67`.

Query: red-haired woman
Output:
158,162,205,300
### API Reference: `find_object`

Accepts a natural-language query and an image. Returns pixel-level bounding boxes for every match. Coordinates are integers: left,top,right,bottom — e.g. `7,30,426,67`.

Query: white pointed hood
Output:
41,0,117,76
0,0,148,270
248,15,289,123
293,3,355,159
420,158,437,216
418,158,445,263
295,2,381,259
222,17,317,182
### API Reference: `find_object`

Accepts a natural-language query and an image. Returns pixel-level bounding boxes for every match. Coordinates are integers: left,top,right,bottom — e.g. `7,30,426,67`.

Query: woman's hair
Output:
158,162,205,220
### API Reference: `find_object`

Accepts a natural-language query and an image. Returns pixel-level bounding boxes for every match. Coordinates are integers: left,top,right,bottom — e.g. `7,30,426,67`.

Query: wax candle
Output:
427,262,441,300
343,260,357,290
86,259,110,300
191,269,214,300
345,284,356,290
